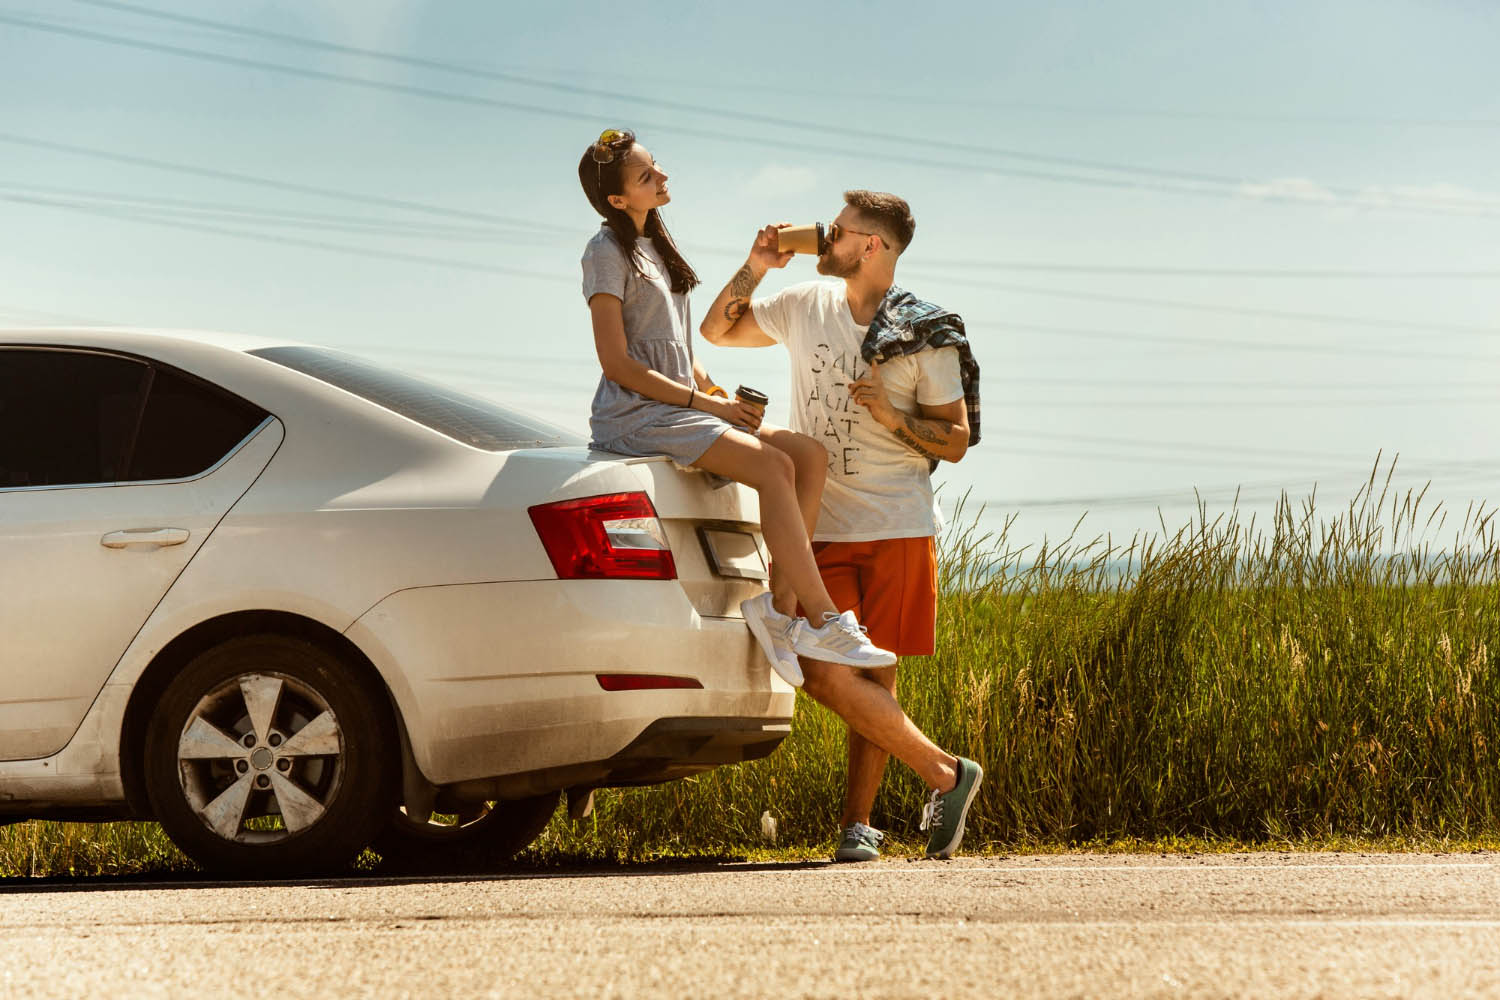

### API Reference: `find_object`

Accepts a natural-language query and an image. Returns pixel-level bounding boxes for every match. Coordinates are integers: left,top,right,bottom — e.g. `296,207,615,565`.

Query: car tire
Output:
373,793,559,873
143,634,397,876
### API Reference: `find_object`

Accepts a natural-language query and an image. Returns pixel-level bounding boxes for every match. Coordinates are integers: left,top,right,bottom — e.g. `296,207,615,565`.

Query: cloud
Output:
1235,177,1338,203
1350,182,1500,211
743,164,819,199
1237,177,1500,216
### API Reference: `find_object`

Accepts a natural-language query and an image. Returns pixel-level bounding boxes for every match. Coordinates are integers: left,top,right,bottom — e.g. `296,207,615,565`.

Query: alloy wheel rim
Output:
176,672,345,845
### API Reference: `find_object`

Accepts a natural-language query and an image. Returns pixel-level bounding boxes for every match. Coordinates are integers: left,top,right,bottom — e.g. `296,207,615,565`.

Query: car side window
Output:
126,365,268,482
0,349,151,489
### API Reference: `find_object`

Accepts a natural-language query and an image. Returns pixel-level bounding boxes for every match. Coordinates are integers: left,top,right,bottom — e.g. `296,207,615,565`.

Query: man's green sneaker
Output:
834,822,884,862
920,757,984,859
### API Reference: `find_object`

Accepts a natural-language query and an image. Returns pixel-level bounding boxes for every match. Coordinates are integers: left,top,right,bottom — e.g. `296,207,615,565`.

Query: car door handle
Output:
100,528,191,549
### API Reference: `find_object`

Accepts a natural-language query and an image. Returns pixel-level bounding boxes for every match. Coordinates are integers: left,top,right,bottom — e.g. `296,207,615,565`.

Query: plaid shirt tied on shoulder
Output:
860,285,981,462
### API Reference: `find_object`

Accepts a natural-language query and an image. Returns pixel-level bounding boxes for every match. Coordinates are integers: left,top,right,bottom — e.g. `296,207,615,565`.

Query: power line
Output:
493,63,1500,132
11,185,1500,362
980,466,1500,511
0,13,1289,207
988,396,1500,409
14,9,1500,219
998,376,1500,391
370,345,1499,395
0,181,556,242
984,444,1359,473
865,101,1500,132
984,320,1500,363
684,241,1500,281
0,191,577,283
10,175,1497,359
918,260,1500,279
68,0,1500,218
991,425,1375,465
20,182,1493,283
0,133,579,233
1,135,1490,351
0,13,1190,202
7,173,1494,288
926,276,1500,339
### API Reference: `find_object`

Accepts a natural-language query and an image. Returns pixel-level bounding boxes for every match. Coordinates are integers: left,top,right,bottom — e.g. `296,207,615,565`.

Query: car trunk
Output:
618,455,768,619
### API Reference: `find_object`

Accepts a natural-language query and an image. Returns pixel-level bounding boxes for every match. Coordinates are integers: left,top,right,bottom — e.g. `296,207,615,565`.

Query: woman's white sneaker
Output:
740,592,804,687
789,611,897,668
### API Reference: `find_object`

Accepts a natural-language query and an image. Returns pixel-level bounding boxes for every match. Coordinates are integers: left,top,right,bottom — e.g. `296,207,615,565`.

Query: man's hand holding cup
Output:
749,224,794,274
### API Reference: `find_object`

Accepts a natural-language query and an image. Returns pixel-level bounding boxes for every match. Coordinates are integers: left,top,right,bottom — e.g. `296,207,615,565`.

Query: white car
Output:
0,328,792,874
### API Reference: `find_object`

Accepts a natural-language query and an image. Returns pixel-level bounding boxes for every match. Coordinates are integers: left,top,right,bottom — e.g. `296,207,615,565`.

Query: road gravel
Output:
2,852,1499,998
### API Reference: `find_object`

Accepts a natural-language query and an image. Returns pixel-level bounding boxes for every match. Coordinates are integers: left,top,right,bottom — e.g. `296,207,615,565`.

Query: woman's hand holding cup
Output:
705,393,763,432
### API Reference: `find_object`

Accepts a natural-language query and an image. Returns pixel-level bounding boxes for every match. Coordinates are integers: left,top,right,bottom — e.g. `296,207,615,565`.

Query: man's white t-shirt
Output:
752,280,964,543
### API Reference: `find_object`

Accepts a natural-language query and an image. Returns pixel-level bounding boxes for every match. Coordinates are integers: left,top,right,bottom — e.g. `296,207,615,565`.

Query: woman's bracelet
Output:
685,383,696,408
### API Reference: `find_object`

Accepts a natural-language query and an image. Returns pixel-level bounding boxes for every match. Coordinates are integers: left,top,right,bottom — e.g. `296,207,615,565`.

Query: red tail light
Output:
596,674,704,691
528,491,677,580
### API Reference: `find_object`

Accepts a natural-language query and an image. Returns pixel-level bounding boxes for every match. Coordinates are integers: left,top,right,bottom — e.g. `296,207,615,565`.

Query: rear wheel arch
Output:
120,610,401,818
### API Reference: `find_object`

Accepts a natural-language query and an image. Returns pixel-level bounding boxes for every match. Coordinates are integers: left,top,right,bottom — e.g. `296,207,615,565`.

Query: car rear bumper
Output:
346,579,796,787
446,716,791,800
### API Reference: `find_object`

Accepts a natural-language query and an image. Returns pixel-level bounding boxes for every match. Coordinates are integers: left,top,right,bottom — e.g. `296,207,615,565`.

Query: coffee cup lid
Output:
735,385,769,406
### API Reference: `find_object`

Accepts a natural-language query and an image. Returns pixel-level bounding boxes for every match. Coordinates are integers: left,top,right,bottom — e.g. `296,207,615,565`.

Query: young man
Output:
700,190,983,860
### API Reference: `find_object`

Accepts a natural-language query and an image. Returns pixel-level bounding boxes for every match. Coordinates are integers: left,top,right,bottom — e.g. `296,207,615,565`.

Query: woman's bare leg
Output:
694,428,838,621
753,425,826,617
756,425,826,537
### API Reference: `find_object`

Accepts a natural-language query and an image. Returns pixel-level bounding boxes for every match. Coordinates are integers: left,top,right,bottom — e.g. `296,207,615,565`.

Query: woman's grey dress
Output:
583,227,732,465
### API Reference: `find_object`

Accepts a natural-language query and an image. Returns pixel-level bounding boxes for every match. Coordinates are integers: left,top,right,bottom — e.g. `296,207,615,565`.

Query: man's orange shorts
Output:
802,536,938,658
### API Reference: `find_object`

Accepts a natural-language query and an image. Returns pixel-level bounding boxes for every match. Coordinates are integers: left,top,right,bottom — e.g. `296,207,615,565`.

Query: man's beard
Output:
815,250,861,279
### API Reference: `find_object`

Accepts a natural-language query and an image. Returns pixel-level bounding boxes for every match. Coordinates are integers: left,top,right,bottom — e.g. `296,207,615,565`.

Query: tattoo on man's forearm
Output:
713,264,762,329
730,263,758,298
893,424,944,461
902,414,947,446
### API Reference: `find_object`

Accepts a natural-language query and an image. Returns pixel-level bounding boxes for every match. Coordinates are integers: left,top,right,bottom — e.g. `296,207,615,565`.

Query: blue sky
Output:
3,0,1498,550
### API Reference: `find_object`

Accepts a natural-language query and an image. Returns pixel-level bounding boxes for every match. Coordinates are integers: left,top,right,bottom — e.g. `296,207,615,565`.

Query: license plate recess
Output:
698,526,768,581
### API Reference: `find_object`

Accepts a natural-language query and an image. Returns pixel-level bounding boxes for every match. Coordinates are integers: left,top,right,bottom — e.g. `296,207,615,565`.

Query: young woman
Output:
577,128,895,679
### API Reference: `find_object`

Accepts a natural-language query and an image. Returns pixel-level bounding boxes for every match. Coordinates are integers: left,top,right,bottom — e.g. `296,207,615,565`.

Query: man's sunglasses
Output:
824,222,886,252
834,223,876,247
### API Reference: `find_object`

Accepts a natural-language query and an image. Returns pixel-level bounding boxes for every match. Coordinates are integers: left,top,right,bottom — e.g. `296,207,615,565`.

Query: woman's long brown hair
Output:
577,138,699,295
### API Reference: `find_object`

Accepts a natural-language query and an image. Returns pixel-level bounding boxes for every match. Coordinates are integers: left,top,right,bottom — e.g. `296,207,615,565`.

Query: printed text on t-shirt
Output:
806,341,864,477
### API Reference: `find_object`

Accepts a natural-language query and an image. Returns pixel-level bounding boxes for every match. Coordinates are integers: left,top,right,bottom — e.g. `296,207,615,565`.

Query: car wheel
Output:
143,634,396,876
373,794,558,873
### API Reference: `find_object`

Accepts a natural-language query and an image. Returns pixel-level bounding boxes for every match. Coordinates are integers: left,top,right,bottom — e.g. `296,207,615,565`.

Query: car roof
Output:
1,326,585,458
0,327,397,444
0,326,298,357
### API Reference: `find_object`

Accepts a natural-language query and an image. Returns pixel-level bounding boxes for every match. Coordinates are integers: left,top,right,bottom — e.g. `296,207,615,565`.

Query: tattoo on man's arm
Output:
890,415,956,461
730,263,758,298
715,264,762,328
902,414,947,446
892,425,943,461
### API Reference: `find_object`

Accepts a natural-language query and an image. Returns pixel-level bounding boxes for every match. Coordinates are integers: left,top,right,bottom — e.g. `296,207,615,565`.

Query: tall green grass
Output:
6,465,1499,874
545,465,1500,856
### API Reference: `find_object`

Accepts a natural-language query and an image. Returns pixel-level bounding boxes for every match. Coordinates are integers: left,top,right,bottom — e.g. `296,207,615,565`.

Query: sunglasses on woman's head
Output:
590,128,635,165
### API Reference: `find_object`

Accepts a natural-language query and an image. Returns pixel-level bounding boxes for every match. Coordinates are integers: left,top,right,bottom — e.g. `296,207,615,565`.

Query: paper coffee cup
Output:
776,224,824,255
735,385,769,410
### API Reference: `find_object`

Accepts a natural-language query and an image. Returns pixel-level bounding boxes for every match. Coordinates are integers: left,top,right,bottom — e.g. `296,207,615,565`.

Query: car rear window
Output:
128,365,270,482
249,346,583,452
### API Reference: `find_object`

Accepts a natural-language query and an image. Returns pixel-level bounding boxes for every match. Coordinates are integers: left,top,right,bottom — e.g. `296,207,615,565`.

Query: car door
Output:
0,347,281,761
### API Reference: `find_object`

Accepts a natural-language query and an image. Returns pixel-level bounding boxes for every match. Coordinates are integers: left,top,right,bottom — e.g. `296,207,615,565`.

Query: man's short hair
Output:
843,190,915,254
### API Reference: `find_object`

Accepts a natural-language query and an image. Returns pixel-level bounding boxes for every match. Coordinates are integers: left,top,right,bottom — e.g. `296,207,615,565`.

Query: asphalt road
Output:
2,853,1499,998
